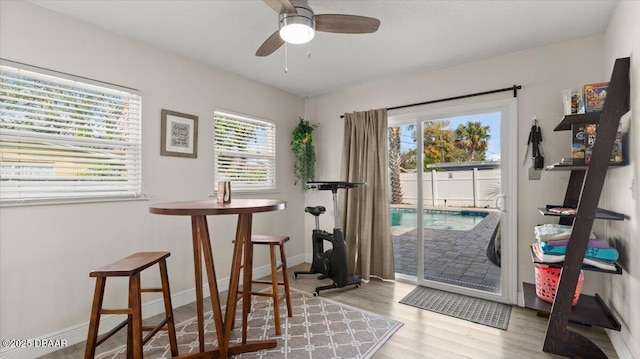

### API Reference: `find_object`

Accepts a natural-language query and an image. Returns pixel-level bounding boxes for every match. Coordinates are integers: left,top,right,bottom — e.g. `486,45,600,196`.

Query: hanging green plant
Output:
291,117,318,191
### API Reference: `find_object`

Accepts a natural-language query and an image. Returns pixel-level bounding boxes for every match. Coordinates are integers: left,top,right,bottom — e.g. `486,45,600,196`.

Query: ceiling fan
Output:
256,0,381,57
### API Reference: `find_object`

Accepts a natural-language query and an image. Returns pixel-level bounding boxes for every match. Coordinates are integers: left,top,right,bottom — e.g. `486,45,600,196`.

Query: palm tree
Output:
455,121,491,161
388,126,403,204
422,120,466,165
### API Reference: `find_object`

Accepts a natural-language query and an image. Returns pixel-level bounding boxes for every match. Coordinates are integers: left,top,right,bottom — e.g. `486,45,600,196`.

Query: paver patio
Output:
392,209,502,293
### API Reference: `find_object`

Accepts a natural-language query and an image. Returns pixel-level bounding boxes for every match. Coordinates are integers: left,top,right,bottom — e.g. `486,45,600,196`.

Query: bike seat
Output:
305,206,326,217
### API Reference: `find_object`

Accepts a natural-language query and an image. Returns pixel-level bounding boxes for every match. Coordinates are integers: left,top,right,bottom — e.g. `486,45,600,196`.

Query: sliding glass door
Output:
389,123,419,277
389,99,517,304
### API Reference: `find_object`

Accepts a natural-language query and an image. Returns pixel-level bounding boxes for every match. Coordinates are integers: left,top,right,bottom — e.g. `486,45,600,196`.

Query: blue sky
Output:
399,111,501,161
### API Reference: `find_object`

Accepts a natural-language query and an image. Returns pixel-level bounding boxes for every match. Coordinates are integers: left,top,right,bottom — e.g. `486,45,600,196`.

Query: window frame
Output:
0,59,144,207
213,109,277,193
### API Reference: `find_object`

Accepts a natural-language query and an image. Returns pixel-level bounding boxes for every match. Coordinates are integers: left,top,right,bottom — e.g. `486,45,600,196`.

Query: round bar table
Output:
149,199,286,358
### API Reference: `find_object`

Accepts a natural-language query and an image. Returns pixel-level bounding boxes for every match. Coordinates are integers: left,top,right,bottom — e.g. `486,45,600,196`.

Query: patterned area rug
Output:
399,286,511,330
97,288,403,358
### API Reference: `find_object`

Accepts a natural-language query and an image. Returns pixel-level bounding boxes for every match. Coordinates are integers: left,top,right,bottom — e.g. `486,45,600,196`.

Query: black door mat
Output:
399,285,512,330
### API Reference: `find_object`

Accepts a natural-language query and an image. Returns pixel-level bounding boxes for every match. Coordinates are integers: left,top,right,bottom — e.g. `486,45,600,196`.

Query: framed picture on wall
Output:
161,109,198,158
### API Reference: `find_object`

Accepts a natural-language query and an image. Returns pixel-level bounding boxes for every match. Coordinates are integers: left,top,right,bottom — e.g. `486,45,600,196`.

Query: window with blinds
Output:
0,60,143,205
214,111,276,192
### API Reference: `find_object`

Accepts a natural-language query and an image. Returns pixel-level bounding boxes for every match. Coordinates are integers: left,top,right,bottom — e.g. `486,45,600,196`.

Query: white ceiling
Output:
28,0,617,97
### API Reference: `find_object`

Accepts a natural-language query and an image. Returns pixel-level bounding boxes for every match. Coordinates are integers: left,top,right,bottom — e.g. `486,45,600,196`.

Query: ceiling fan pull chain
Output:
284,42,289,73
308,41,311,59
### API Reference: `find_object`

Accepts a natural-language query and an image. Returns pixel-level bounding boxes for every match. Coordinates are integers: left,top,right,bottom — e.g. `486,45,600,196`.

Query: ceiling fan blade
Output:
315,14,380,34
256,30,285,57
263,0,296,14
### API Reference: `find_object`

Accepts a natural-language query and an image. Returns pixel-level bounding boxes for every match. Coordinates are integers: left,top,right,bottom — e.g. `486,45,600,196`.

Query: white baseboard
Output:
517,290,524,307
606,329,633,359
283,253,306,269
0,253,307,359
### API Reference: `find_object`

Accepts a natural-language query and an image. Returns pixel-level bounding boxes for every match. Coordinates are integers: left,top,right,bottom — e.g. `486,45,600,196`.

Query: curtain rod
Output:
339,84,521,118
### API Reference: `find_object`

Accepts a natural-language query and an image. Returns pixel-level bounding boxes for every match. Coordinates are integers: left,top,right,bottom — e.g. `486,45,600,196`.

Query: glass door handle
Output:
495,195,506,212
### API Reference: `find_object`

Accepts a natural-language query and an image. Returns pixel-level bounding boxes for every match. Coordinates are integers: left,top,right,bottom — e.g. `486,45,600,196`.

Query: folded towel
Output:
531,243,618,272
545,237,610,248
586,247,619,261
534,224,596,241
539,242,619,261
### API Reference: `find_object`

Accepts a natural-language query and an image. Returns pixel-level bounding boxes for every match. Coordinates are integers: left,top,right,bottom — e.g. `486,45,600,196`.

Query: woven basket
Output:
534,264,584,306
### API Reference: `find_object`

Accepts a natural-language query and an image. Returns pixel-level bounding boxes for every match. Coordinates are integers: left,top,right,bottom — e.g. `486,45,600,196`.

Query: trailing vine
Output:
291,118,318,191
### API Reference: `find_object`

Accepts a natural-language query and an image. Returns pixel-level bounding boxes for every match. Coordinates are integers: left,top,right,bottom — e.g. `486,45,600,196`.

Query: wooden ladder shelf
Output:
542,57,630,358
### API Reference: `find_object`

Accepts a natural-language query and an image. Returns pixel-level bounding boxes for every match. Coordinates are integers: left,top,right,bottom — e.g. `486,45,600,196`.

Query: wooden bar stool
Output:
237,235,292,336
84,252,178,359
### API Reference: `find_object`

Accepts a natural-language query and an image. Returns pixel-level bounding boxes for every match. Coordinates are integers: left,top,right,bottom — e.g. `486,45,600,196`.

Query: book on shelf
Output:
562,88,585,115
571,123,624,165
583,82,609,113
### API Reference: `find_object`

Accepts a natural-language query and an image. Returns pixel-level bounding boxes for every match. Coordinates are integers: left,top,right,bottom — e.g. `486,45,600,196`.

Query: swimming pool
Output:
390,208,488,230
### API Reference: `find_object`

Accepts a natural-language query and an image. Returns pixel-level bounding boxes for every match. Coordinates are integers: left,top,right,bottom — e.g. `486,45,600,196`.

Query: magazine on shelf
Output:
548,207,577,215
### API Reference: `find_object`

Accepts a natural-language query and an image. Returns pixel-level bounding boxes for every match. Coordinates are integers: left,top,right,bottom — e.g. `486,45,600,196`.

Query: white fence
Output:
396,168,501,208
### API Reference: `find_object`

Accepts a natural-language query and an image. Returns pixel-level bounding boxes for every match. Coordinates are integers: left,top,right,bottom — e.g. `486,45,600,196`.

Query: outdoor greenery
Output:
389,120,492,204
0,71,134,179
388,126,404,203
291,117,318,191
454,121,491,161
214,114,273,185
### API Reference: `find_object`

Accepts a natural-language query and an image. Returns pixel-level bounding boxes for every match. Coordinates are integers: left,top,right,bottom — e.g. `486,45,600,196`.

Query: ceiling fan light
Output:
280,23,315,44
278,4,315,45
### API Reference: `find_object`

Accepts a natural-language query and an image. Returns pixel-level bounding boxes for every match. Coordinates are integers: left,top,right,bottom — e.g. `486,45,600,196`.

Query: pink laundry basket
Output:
534,264,584,306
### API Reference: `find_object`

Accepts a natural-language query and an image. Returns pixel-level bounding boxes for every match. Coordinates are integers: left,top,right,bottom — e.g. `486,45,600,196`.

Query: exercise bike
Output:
293,181,362,296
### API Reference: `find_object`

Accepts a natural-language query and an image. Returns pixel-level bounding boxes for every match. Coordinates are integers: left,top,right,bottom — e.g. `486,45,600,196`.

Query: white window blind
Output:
214,111,276,191
0,61,143,205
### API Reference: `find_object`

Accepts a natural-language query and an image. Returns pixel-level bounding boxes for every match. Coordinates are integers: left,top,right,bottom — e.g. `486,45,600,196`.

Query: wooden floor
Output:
42,263,618,358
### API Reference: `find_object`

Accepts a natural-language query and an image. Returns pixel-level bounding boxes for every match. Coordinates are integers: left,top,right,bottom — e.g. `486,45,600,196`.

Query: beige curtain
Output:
340,109,395,281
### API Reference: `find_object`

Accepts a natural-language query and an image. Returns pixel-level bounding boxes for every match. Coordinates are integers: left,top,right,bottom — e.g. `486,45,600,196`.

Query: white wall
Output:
603,1,640,357
307,35,610,298
0,0,305,354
